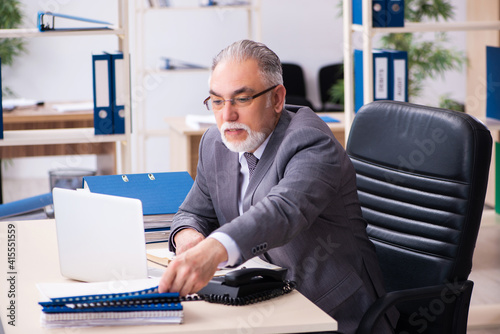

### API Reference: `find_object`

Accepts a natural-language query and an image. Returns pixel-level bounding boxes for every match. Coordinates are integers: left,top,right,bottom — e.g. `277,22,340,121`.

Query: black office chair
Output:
282,63,314,110
346,101,492,334
318,63,343,112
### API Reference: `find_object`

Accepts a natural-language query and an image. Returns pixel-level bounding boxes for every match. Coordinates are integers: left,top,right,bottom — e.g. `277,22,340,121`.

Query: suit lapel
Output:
214,141,240,222
243,111,292,212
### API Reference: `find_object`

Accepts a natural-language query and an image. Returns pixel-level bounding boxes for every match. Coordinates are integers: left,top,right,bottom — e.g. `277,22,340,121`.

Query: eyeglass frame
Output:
203,85,279,111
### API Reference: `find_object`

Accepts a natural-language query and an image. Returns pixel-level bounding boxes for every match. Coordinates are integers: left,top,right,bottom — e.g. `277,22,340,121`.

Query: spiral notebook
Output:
38,279,183,328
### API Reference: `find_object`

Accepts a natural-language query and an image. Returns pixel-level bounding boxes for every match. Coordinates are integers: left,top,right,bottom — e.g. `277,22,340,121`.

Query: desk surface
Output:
3,102,93,125
0,220,337,333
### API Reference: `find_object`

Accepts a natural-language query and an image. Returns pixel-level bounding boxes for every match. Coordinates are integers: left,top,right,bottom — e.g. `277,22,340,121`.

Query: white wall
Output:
2,0,467,200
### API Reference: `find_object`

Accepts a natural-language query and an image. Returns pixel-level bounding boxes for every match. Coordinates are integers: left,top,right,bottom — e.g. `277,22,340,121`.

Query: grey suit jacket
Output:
169,107,394,327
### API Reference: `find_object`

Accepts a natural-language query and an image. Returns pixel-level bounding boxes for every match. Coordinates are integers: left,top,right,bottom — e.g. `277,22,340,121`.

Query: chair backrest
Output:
282,63,307,98
346,101,492,332
347,101,491,291
318,63,343,110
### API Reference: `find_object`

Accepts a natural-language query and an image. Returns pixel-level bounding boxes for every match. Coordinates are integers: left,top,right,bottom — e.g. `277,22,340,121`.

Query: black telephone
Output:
196,267,296,305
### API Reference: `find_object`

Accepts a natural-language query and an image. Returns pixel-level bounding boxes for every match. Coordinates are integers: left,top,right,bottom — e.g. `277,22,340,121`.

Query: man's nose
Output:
221,101,238,122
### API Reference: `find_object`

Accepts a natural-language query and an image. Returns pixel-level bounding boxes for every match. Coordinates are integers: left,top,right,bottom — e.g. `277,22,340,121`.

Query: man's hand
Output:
158,237,228,296
173,228,205,254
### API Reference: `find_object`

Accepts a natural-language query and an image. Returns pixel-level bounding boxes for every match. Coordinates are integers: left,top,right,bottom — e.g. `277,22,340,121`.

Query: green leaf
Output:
0,0,26,97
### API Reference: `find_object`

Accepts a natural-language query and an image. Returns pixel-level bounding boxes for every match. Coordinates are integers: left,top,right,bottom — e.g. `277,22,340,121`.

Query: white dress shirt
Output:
208,134,271,267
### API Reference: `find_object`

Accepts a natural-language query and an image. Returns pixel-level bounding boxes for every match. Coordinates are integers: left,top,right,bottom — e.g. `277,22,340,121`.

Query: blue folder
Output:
386,0,405,27
82,172,194,215
384,49,408,102
354,49,390,112
107,52,125,134
37,11,112,32
92,53,114,135
352,0,404,27
487,46,500,120
0,193,53,219
352,0,388,27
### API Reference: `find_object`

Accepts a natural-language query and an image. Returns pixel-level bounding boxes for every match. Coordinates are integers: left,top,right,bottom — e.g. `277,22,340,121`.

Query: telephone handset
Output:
196,267,296,305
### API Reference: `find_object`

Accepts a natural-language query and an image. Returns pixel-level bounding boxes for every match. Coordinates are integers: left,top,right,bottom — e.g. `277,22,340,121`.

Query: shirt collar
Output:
238,132,272,163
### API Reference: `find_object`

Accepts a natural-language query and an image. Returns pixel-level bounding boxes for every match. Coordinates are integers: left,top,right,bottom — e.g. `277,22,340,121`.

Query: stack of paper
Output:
38,279,183,328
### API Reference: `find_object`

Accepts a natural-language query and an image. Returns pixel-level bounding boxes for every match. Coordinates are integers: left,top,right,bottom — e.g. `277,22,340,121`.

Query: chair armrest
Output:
356,280,473,334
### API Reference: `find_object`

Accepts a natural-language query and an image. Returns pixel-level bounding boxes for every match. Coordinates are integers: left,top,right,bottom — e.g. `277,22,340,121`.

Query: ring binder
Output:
39,285,183,327
83,172,194,216
37,11,113,32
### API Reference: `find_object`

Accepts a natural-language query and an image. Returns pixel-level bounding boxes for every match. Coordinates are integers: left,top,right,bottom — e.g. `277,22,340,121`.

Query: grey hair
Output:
212,39,283,87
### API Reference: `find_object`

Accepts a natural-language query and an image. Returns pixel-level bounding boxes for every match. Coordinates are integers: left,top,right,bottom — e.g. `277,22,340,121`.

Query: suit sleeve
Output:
168,129,221,251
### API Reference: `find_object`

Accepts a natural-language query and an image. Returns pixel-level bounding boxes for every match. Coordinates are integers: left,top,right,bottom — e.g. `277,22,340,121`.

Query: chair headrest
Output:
347,101,491,182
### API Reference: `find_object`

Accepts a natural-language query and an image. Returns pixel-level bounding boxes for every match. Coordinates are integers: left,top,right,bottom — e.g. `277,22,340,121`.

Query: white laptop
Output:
52,187,163,282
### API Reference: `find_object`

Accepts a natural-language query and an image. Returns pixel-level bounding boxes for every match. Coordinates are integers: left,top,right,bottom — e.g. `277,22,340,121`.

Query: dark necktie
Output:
244,152,259,179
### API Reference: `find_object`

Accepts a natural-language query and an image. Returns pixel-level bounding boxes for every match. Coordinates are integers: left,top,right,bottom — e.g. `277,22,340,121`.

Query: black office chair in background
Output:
318,63,343,112
281,63,314,110
346,101,492,334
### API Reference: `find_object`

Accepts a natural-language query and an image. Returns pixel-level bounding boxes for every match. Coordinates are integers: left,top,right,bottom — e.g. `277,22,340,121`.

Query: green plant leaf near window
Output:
331,0,467,111
0,0,26,97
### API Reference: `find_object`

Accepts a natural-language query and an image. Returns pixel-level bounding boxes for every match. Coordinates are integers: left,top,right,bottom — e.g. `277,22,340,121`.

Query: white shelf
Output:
134,0,261,172
145,68,210,75
352,21,500,35
141,4,253,12
0,27,124,38
0,128,126,147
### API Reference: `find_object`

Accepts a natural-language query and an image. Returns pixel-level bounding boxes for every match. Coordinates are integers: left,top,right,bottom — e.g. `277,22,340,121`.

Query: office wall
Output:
2,0,466,199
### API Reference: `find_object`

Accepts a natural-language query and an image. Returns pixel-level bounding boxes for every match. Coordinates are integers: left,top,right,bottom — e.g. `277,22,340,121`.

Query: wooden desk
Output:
1,103,116,174
0,220,337,333
166,113,345,178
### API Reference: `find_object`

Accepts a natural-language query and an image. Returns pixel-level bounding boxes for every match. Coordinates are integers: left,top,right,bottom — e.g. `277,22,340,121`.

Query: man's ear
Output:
273,84,286,113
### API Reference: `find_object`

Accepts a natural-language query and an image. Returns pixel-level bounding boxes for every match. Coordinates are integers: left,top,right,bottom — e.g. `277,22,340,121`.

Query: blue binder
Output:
354,49,364,112
487,46,500,120
354,49,390,112
92,53,114,135
0,193,53,218
353,0,404,27
82,172,194,215
386,0,405,27
107,52,125,134
37,11,112,32
353,0,388,27
384,49,408,102
352,0,363,25
0,57,3,139
372,0,388,27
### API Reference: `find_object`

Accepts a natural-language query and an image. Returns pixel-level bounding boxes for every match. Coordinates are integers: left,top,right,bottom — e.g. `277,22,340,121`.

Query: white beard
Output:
220,122,267,153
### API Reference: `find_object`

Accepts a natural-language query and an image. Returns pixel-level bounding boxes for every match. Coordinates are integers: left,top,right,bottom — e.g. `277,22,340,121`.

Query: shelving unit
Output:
343,0,500,209
133,1,261,173
342,0,500,139
0,0,132,173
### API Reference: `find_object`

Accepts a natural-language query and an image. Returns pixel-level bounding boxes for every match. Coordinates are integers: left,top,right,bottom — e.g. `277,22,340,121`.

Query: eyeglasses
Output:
203,85,278,111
